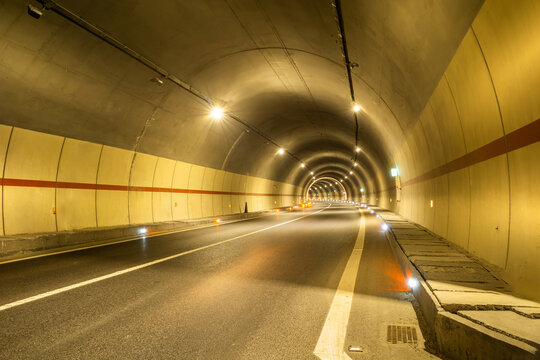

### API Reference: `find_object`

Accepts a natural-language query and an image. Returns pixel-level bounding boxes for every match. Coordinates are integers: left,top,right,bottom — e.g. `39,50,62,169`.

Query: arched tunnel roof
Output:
0,0,483,193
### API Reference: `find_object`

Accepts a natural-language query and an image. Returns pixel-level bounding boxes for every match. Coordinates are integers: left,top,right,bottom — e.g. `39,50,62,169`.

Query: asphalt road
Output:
0,203,439,359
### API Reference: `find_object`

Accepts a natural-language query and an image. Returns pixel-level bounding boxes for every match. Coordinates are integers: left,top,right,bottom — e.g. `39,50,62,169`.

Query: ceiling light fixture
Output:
355,147,361,153
353,104,362,112
277,148,285,155
210,106,224,120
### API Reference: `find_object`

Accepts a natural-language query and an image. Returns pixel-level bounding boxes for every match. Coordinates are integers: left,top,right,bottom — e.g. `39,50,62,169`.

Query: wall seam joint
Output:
470,26,512,270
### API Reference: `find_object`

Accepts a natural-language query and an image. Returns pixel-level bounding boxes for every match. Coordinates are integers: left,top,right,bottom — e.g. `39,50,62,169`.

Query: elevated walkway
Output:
377,209,540,360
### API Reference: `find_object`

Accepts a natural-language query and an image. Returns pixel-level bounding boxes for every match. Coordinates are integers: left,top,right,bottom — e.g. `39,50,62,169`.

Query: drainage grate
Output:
386,325,418,344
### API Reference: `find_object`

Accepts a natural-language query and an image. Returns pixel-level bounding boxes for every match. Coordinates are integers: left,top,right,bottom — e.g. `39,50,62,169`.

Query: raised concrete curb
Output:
377,208,540,360
0,210,272,262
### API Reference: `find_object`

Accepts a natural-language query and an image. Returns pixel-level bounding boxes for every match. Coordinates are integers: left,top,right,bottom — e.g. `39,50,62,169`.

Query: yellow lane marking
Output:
0,205,330,312
314,210,366,360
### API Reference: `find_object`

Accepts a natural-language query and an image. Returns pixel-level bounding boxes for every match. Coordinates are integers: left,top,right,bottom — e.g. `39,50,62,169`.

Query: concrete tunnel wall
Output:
389,0,540,300
0,125,302,236
0,0,538,303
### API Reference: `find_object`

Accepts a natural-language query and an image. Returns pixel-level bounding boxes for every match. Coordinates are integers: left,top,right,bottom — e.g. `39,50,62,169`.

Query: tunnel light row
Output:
210,106,366,179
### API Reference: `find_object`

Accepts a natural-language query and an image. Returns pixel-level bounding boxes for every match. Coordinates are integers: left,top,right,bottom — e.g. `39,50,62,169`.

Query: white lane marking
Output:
0,214,272,265
0,205,330,312
314,210,366,360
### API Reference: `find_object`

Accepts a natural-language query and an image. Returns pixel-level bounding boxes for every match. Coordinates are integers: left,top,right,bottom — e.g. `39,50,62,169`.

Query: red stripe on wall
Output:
402,118,540,187
1,178,297,197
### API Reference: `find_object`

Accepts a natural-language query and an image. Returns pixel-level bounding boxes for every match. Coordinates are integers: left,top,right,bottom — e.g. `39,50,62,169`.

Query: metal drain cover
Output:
387,325,418,344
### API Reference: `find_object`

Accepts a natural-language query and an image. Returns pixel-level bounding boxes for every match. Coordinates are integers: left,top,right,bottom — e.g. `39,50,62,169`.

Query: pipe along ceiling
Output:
0,0,483,202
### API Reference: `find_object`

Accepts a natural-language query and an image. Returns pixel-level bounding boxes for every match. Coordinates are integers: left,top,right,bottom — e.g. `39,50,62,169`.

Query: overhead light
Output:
355,147,361,153
353,104,362,112
27,4,43,19
210,106,224,120
277,148,285,155
349,171,353,175
151,77,164,86
360,188,364,193
310,171,314,175
391,167,399,177
301,163,305,168
344,176,348,179
340,179,343,182
353,162,357,167
382,223,389,231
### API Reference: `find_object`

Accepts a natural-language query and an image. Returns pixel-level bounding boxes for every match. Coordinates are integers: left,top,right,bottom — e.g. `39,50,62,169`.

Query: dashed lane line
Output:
0,205,331,312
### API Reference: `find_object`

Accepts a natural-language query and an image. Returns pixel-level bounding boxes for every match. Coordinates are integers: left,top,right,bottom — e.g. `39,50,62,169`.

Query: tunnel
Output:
0,0,539,359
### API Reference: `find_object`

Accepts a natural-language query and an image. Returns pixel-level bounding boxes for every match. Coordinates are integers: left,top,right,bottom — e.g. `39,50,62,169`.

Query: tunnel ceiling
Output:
0,0,483,193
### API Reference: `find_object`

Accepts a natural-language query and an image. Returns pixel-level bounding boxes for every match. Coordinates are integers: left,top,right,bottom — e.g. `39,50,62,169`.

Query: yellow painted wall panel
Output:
221,172,233,215
57,139,101,183
212,170,225,216
129,191,153,224
153,158,175,188
152,158,175,223
468,155,509,267
201,169,216,217
95,146,132,228
188,165,205,190
429,78,468,161
4,187,56,234
421,104,447,168
128,153,157,224
0,125,13,171
201,194,214,218
423,180,435,232
4,127,63,181
96,191,129,227
129,153,157,187
187,165,205,219
201,168,216,191
56,139,101,231
153,193,172,223
507,143,540,300
172,161,191,189
3,128,62,235
433,175,449,238
446,169,470,250
445,30,503,151
188,194,202,219
472,0,540,133
0,125,12,235
96,146,133,186
172,193,189,221
57,189,96,231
